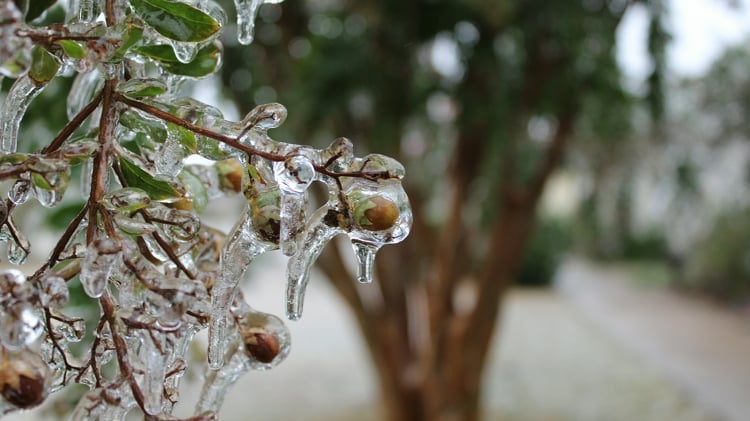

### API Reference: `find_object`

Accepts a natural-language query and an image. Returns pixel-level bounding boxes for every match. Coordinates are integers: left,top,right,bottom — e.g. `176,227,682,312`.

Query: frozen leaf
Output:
118,155,182,201
129,0,221,42
28,45,60,85
118,77,168,98
55,40,86,60
134,42,221,78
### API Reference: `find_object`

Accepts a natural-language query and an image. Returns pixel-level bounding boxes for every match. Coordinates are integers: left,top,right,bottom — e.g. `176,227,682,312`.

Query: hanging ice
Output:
285,207,343,320
233,0,284,45
0,76,46,153
208,210,276,369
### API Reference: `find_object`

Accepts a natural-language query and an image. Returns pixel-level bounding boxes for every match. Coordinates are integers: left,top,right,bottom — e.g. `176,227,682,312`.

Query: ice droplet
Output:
285,207,342,320
351,241,378,284
170,40,198,64
0,305,44,349
0,76,45,153
7,179,30,205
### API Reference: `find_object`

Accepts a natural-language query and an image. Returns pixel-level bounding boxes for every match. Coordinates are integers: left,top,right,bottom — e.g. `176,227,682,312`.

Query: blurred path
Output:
557,258,750,421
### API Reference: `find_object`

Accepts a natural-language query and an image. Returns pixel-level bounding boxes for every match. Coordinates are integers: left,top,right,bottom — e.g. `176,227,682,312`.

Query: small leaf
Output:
178,169,208,213
31,172,52,190
56,40,85,60
118,78,168,98
118,156,182,201
134,42,221,78
29,45,60,84
128,0,221,42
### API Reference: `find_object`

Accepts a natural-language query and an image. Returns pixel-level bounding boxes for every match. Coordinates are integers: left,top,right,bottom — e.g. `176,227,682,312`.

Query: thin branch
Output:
115,94,397,182
29,203,89,282
42,92,104,154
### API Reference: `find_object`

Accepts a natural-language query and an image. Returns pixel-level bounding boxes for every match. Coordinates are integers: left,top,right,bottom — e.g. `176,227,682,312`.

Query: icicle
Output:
208,212,275,369
0,76,45,153
285,207,343,320
78,0,95,23
351,241,378,284
141,333,165,415
274,155,314,256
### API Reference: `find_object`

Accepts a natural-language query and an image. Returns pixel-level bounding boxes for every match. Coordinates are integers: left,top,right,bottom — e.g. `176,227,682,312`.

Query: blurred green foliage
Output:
683,209,750,304
517,216,572,287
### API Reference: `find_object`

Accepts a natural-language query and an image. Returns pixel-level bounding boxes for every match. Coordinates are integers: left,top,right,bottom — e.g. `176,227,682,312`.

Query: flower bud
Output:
0,351,49,409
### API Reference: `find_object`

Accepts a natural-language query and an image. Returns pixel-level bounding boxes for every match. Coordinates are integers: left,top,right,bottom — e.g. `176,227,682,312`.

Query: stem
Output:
87,79,118,243
42,92,104,154
29,203,90,282
114,94,397,182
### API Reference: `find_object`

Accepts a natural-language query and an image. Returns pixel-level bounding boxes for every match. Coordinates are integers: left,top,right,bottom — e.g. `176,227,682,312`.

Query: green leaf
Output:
118,78,168,98
118,156,182,201
128,0,220,42
167,123,198,152
29,45,60,84
178,169,208,213
56,40,85,60
114,22,144,59
134,42,221,78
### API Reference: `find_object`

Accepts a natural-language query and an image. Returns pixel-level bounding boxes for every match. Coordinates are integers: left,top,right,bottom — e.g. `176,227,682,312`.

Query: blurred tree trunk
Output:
218,0,653,419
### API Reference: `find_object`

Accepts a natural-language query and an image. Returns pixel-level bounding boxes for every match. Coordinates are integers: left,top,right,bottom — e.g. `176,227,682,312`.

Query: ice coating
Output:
198,300,290,412
79,238,122,298
0,76,46,153
208,204,276,369
275,154,314,255
285,207,344,320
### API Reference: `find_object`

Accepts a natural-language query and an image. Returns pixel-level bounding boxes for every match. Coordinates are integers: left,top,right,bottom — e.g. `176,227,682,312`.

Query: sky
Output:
617,0,750,80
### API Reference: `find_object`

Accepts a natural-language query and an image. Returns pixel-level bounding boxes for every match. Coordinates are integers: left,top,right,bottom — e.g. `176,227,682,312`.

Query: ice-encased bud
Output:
38,276,69,308
79,238,122,298
276,155,314,194
0,350,50,409
235,310,290,368
101,187,152,212
7,180,30,205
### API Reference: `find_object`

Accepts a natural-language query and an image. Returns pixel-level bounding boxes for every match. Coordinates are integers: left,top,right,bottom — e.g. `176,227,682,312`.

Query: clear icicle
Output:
68,69,103,120
0,76,45,153
7,235,29,265
285,207,342,320
351,241,379,284
208,212,275,369
141,333,165,415
78,0,95,22
233,0,284,45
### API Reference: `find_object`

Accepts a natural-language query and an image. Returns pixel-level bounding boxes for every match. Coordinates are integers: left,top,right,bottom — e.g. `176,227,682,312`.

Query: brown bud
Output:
243,328,281,363
0,352,49,409
362,196,399,231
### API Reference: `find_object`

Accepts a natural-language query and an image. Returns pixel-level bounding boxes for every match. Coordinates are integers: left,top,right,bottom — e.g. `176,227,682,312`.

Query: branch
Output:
42,92,104,154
